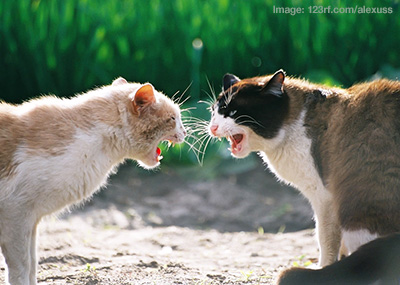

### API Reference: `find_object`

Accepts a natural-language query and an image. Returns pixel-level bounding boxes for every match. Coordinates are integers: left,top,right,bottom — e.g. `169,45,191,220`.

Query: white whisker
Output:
234,114,264,128
171,90,180,102
172,82,192,106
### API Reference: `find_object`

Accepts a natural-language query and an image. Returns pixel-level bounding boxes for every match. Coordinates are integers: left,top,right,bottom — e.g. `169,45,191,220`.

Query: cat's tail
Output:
277,233,400,285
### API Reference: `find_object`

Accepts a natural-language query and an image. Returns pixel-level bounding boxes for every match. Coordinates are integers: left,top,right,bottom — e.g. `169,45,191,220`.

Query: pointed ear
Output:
264,69,285,97
132,84,156,116
112,77,128,86
223,73,240,91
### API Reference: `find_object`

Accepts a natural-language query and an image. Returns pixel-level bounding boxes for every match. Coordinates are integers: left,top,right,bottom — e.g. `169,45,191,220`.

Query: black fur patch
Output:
215,76,289,139
278,234,400,285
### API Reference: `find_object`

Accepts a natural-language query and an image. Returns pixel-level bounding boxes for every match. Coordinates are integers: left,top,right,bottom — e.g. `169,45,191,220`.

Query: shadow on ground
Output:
73,157,314,233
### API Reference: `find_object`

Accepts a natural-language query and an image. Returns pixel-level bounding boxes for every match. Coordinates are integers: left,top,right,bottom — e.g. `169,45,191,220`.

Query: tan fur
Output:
0,104,20,177
301,79,400,235
0,84,180,168
0,78,186,284
339,239,348,259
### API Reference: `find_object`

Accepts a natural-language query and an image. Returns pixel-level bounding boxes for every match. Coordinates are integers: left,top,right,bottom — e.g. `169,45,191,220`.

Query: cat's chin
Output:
137,159,160,170
230,150,250,159
230,147,251,159
136,146,163,169
227,133,250,158
137,135,184,169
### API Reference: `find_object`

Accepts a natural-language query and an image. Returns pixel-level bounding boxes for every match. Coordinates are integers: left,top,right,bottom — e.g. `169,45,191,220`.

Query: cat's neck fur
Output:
254,77,342,190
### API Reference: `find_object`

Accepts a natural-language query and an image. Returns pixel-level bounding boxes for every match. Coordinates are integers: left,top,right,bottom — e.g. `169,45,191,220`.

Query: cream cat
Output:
0,77,186,285
207,70,400,280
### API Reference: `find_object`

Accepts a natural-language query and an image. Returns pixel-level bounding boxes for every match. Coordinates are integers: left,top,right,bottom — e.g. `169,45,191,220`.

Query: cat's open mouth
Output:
154,135,184,163
156,146,163,162
227,134,244,154
155,140,174,162
140,131,185,169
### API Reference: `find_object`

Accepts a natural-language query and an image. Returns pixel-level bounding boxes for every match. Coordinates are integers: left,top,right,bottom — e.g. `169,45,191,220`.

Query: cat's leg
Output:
29,223,39,284
313,199,341,267
338,238,349,260
2,214,36,285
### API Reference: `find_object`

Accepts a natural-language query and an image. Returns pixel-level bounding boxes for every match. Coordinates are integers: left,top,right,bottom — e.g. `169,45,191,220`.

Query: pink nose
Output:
210,125,218,136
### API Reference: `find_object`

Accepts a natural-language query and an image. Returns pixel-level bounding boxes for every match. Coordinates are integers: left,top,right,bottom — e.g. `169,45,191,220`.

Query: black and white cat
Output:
208,70,400,283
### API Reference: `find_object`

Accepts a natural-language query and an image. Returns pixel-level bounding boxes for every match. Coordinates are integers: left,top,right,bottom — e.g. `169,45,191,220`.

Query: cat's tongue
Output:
156,147,163,162
230,134,243,153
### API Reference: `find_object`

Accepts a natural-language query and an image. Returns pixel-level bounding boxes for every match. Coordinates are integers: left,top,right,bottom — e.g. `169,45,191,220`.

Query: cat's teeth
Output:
166,140,176,148
158,155,163,161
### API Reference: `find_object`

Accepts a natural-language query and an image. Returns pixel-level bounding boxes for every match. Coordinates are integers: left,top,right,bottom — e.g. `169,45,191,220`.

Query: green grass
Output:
238,269,272,283
2,0,399,101
1,0,399,167
292,255,314,268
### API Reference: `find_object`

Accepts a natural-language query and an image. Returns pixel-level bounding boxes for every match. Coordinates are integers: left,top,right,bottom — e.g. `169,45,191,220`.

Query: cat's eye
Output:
229,110,237,117
171,116,175,121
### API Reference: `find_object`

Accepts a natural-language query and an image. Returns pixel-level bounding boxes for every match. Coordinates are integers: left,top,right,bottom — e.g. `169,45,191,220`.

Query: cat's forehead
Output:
216,81,262,107
157,94,181,114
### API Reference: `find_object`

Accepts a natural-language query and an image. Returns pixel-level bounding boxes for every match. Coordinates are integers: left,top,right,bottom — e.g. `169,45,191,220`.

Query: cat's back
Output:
348,78,400,97
0,101,19,125
337,79,400,140
309,78,400,190
0,95,83,179
325,79,400,234
347,79,400,113
0,102,23,178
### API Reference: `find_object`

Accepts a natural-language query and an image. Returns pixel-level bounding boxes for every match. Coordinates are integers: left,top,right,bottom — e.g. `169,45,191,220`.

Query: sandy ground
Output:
0,160,319,284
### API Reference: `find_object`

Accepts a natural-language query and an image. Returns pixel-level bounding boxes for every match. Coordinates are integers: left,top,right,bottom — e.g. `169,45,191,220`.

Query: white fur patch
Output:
258,110,341,266
209,112,237,134
342,229,379,254
8,127,119,217
258,110,326,198
209,110,252,158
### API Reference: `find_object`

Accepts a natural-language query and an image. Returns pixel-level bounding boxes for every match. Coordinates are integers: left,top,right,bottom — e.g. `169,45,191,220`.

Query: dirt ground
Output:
0,160,319,284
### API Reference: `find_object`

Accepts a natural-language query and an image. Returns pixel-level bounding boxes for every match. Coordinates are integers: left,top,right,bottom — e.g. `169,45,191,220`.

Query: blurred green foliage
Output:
1,0,400,168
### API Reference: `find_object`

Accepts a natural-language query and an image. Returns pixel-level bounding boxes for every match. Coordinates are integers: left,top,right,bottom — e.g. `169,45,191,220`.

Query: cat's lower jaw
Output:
138,149,162,169
137,134,185,169
227,133,249,158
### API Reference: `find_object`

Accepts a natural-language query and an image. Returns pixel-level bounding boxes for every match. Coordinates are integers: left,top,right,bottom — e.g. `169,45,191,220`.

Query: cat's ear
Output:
223,74,240,91
112,77,128,86
132,84,156,116
264,70,285,97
